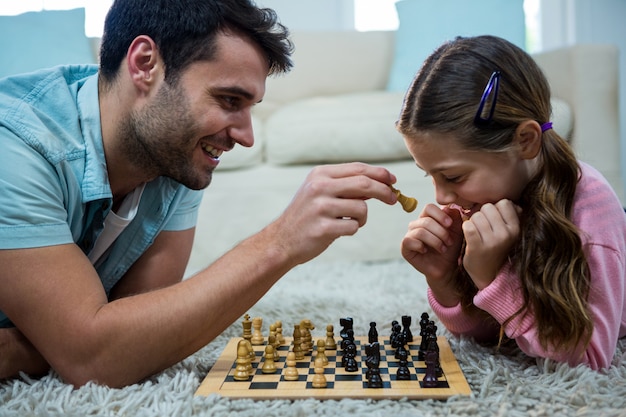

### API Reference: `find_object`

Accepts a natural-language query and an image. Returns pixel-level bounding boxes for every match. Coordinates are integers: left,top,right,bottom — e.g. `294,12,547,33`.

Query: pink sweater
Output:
429,162,626,369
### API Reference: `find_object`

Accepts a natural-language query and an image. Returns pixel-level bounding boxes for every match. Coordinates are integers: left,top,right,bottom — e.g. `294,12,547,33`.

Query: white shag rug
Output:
1,259,625,417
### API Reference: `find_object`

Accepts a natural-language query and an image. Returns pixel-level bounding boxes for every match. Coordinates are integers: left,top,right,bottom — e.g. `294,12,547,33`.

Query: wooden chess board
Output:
195,336,471,400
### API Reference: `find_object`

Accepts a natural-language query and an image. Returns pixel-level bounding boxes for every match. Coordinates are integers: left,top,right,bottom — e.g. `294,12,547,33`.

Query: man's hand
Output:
266,162,398,266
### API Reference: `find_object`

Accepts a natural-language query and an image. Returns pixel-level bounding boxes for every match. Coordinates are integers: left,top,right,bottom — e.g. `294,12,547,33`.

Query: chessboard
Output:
195,334,471,400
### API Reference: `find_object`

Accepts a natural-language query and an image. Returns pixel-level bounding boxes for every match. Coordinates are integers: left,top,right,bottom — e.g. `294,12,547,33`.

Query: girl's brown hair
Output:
397,35,592,354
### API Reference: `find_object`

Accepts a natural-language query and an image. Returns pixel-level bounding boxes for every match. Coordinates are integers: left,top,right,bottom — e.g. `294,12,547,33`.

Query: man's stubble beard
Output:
117,82,214,190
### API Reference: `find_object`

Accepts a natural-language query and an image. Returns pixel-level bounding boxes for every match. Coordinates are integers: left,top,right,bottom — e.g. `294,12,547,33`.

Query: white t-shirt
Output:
88,184,146,267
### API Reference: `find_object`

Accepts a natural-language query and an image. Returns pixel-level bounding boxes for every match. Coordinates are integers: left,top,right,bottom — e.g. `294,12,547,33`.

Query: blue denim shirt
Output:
0,66,203,327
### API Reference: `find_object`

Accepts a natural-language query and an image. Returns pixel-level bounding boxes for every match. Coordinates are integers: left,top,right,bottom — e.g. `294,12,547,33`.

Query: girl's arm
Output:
473,244,624,370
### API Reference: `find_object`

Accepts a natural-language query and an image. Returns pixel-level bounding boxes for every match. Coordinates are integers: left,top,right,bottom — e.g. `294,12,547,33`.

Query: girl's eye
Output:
444,176,462,184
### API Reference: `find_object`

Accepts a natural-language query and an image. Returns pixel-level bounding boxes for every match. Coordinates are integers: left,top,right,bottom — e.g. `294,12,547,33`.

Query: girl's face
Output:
404,132,535,214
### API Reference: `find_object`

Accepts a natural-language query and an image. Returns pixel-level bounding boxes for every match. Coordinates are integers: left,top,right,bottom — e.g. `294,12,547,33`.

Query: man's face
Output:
120,31,269,190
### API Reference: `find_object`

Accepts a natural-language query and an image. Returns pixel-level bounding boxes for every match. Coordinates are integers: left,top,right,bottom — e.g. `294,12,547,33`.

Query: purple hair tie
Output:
541,121,553,132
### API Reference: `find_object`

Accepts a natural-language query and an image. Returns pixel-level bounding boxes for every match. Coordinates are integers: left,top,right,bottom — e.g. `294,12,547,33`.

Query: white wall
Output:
256,0,354,31
538,0,626,200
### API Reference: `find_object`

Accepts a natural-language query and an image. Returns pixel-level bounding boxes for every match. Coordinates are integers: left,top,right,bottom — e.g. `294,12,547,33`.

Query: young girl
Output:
397,35,626,370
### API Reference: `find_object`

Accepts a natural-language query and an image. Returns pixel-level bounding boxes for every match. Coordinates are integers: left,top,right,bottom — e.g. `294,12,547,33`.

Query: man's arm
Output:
0,228,194,380
0,162,397,388
109,228,195,300
0,327,48,379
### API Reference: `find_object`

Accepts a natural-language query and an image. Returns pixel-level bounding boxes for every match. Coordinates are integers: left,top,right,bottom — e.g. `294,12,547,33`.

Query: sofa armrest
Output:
533,44,624,204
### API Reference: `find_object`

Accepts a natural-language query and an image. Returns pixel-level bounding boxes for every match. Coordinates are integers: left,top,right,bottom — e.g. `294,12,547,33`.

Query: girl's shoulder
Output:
573,161,626,246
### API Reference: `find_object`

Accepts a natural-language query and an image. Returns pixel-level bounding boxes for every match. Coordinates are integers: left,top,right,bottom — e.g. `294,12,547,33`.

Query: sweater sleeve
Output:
427,288,501,342
473,243,624,370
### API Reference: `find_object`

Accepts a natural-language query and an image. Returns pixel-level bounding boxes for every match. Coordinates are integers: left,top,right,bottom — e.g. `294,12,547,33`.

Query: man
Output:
0,0,399,387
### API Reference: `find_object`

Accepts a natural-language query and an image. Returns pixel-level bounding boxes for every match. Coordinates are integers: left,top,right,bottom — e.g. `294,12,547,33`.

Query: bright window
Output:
354,0,399,31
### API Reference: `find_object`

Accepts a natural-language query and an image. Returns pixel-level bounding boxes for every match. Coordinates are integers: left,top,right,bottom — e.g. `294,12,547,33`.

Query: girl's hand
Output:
461,199,521,290
401,204,465,306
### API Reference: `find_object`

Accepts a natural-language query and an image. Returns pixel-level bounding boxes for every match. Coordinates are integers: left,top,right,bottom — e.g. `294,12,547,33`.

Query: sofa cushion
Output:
264,92,572,166
0,8,96,79
264,91,411,165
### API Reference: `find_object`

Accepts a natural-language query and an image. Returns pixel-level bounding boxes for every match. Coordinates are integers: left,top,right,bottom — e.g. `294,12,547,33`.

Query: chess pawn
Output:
283,351,299,381
368,321,378,344
390,320,401,348
275,320,285,345
268,334,280,361
269,323,277,347
234,340,251,381
251,317,264,345
293,324,304,360
325,324,337,350
262,344,277,374
315,339,329,366
311,356,327,388
396,349,411,381
390,185,418,212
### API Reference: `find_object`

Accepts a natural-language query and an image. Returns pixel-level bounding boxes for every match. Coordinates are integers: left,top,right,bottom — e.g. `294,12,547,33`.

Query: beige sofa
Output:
177,31,624,276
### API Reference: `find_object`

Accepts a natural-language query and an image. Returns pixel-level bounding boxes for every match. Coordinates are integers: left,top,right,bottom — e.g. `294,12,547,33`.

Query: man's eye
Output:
444,176,461,183
222,96,241,108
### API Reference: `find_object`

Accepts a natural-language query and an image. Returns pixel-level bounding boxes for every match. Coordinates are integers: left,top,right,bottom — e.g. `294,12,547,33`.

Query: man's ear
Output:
515,120,542,160
126,35,162,94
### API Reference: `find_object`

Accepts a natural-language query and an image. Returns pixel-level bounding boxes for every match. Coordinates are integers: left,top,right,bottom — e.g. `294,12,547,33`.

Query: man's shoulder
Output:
0,65,100,159
0,65,98,101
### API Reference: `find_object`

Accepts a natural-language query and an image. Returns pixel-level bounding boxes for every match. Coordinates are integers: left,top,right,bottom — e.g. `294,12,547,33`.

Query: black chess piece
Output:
340,329,355,367
419,320,436,361
339,317,354,341
394,329,408,360
426,331,442,377
422,348,439,388
401,315,413,342
365,342,383,388
340,328,355,350
368,321,378,344
396,348,411,380
390,321,402,349
418,312,430,360
343,341,358,372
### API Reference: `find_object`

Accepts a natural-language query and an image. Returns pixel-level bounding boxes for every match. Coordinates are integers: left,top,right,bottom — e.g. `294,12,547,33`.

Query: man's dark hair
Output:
99,0,293,84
